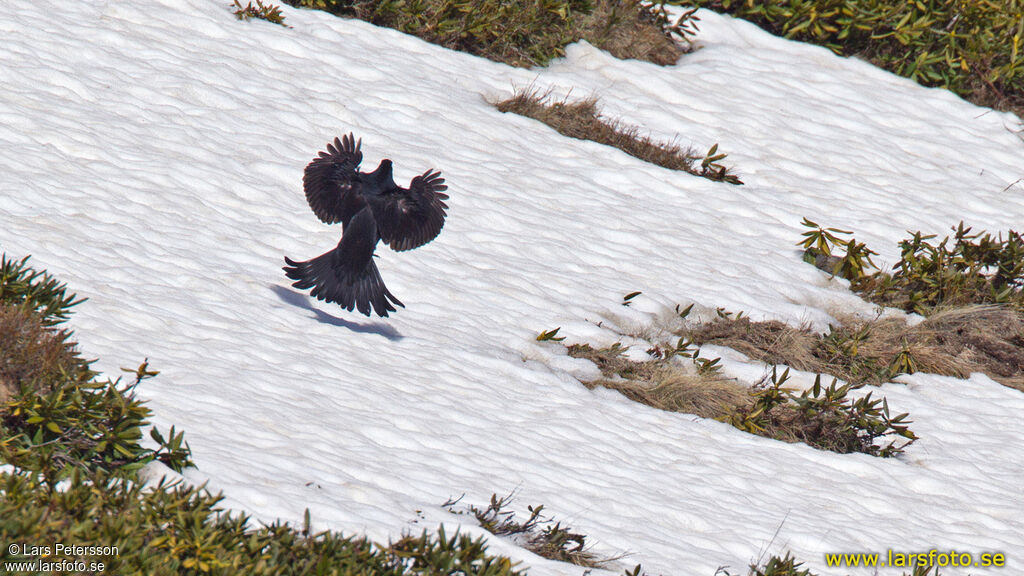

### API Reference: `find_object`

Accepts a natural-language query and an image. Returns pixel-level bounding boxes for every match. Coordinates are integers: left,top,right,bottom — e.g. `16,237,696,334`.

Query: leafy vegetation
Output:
283,0,699,67
800,218,1024,314
1,253,85,326
448,493,613,568
232,0,289,26
497,88,742,183
1,357,195,481
791,219,1024,390
864,224,1024,313
727,367,916,457
536,327,566,342
731,552,815,576
717,553,944,576
798,218,878,284
552,315,916,456
688,0,1024,116
0,253,192,481
1,468,524,575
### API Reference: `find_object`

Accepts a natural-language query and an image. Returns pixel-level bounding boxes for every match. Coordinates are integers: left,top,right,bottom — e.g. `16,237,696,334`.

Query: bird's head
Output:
363,159,396,193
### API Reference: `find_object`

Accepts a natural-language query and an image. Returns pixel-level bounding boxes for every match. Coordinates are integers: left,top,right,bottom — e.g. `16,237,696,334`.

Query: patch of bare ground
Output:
684,305,1024,391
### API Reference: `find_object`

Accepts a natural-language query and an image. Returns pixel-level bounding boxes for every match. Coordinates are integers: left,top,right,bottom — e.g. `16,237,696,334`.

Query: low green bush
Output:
1,253,84,326
728,367,917,457
687,0,1024,115
233,0,289,26
0,358,194,481
449,493,611,568
862,224,1024,313
745,552,815,576
0,252,192,482
799,219,1024,314
283,0,697,67
0,468,523,576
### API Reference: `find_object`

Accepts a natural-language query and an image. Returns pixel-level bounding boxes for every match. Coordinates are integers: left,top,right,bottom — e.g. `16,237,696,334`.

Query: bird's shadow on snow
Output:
270,285,403,341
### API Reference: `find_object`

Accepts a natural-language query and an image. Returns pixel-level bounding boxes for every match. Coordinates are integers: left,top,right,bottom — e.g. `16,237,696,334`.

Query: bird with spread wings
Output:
284,134,449,317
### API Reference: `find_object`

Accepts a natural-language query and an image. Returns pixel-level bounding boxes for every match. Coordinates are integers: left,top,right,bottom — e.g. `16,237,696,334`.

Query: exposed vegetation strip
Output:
282,0,698,67
553,327,916,457
497,88,742,184
793,219,1024,391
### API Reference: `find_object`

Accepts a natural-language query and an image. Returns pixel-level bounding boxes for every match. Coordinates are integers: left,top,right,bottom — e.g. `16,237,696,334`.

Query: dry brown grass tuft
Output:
594,367,752,419
0,304,82,406
496,88,743,184
920,305,1024,391
567,343,750,419
579,0,686,66
685,305,1024,389
686,318,819,371
567,342,661,381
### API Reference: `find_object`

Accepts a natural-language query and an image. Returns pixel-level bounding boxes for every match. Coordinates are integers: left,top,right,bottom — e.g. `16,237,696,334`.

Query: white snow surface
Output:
3,1,1024,574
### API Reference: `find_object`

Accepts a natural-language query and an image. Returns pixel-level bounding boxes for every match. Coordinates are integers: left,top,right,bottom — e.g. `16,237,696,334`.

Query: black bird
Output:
283,134,449,317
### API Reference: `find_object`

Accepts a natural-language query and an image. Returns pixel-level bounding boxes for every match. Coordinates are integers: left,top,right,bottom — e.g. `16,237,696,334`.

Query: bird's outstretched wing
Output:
374,169,450,252
303,133,366,226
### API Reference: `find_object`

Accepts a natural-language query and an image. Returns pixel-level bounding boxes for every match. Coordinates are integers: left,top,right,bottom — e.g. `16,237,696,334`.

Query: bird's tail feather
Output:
283,252,403,317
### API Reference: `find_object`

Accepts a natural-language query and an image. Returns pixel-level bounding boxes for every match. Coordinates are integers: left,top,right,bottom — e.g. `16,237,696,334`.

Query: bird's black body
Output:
284,134,449,317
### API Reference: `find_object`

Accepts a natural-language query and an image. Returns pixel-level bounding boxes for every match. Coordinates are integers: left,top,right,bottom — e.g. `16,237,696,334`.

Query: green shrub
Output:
863,223,1024,313
715,552,946,576
0,253,84,326
798,218,878,282
0,468,523,576
746,552,816,576
0,252,192,481
0,360,195,480
687,0,1024,115
233,0,289,26
799,219,1024,314
284,0,697,67
448,493,611,568
728,367,917,457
